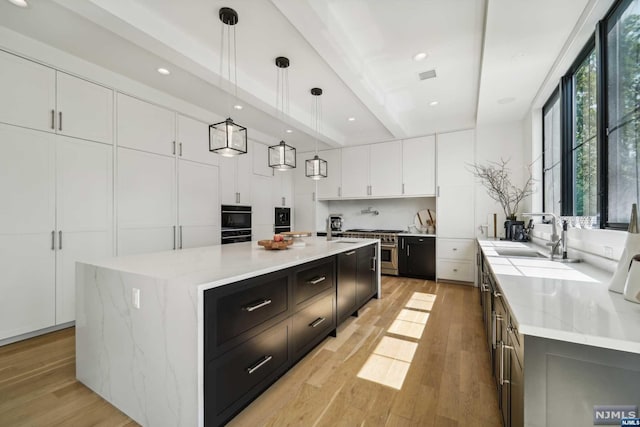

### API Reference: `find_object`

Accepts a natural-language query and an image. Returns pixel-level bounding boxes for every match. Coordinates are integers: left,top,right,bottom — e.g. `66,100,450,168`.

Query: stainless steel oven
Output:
341,229,402,276
221,205,251,244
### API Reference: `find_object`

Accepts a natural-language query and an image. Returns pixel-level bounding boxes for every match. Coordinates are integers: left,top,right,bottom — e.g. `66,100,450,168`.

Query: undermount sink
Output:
495,248,547,258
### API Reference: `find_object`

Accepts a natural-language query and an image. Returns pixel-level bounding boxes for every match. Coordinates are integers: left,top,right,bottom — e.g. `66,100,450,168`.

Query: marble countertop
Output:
478,239,640,354
81,237,378,291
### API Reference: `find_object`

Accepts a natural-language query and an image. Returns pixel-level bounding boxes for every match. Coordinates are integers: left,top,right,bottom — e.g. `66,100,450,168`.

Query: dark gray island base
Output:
204,243,378,426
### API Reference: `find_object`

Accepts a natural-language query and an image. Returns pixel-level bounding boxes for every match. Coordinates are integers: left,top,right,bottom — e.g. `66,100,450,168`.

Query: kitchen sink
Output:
495,248,547,258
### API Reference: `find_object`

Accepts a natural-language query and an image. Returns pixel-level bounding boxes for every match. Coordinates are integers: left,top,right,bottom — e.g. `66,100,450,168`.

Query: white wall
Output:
325,197,436,232
474,120,527,238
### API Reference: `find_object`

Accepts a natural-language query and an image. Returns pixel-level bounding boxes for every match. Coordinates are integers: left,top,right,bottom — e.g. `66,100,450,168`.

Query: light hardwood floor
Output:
0,277,501,427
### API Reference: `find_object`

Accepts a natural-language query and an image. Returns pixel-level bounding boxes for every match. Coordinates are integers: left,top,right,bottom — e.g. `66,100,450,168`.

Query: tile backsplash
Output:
325,197,436,231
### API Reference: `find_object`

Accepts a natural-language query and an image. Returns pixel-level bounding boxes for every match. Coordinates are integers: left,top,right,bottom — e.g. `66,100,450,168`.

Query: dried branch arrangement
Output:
469,159,534,220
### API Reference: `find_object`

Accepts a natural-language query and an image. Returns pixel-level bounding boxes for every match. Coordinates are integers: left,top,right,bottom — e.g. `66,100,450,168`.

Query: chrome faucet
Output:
523,212,564,259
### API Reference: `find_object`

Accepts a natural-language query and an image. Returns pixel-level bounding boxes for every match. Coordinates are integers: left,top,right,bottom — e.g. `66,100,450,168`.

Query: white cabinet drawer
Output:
437,259,473,282
437,238,475,261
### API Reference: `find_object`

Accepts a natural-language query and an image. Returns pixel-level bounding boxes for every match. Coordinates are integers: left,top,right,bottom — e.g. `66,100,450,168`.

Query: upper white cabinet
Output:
178,160,220,249
316,149,341,199
177,114,218,166
369,141,402,197
252,141,274,177
0,51,113,143
340,142,402,198
0,51,56,132
56,72,113,144
219,144,253,206
341,145,370,198
436,130,475,239
403,135,436,196
117,93,175,157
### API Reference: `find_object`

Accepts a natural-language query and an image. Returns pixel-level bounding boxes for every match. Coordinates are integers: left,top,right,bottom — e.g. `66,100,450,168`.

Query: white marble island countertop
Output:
478,239,640,354
82,237,379,291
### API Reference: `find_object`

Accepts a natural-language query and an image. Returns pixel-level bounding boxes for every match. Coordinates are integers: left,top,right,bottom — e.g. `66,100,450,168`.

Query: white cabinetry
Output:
436,129,475,283
219,142,253,205
117,147,177,255
252,141,274,177
340,142,402,198
177,114,218,166
316,149,341,199
293,152,316,231
273,170,293,207
402,135,436,196
0,124,113,338
340,145,369,198
252,174,274,240
178,160,220,249
117,93,175,156
0,51,113,144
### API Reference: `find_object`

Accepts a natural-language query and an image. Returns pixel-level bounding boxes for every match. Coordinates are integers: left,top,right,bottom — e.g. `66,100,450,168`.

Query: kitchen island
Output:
477,239,640,426
75,237,380,427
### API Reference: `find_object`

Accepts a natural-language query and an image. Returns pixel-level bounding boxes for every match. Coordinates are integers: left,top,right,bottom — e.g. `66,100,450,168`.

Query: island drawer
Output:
205,270,290,354
293,258,335,306
292,291,335,361
206,320,290,426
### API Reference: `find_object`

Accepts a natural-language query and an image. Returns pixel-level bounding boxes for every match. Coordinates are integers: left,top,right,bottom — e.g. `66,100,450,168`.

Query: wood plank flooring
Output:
0,277,501,427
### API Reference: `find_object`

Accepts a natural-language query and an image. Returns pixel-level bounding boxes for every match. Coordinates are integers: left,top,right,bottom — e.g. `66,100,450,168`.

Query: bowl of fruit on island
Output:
257,234,294,250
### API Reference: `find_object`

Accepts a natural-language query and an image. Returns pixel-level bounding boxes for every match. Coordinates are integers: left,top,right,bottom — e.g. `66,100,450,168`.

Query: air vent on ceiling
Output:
418,69,437,81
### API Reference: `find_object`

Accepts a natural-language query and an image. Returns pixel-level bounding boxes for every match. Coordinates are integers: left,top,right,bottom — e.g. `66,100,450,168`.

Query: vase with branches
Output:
469,158,534,220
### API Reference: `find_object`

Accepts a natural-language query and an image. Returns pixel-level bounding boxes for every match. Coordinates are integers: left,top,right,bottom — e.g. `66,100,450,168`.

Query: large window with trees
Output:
606,0,640,225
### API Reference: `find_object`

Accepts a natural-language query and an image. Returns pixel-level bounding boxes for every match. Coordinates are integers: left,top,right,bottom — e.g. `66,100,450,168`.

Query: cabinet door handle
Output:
58,111,62,131
179,142,183,156
243,299,272,312
173,225,176,250
179,225,183,249
345,251,356,256
401,239,404,250
494,291,502,298
452,248,458,251
407,245,410,257
501,342,514,385
247,355,273,374
312,192,316,202
437,186,440,197
338,187,341,197
491,312,497,349
282,197,285,207
307,276,326,285
402,183,405,194
58,231,62,250
371,256,376,272
236,192,240,204
310,317,326,328
51,230,55,250
453,268,458,272
172,141,176,155
51,110,55,130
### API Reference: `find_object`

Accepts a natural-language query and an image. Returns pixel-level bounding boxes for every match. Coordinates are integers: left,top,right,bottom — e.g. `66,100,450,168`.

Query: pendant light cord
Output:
219,15,239,116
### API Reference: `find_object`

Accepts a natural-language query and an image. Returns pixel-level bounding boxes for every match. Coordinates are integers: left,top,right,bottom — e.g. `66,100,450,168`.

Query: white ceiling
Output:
0,0,592,149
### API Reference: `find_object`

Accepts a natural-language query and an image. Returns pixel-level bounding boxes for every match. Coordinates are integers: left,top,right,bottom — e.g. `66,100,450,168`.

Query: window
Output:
606,0,640,225
572,49,598,217
543,92,562,217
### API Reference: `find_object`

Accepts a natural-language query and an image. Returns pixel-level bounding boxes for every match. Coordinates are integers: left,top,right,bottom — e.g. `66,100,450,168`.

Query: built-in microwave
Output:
274,207,291,234
221,205,251,244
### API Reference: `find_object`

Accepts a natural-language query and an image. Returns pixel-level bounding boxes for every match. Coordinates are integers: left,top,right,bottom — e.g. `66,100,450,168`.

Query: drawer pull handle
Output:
345,251,356,256
308,276,326,285
243,299,272,312
310,317,326,328
452,248,458,251
453,268,458,272
247,355,273,374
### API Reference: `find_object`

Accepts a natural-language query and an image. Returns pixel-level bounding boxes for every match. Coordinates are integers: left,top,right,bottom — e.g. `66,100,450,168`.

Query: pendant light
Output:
268,56,296,170
209,7,248,157
305,88,328,180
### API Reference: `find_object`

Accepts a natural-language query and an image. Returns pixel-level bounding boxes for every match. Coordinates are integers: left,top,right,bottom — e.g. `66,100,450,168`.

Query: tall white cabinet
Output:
402,135,436,196
436,129,475,283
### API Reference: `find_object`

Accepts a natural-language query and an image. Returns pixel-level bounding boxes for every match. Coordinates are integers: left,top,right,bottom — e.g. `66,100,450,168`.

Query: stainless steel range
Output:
342,229,403,276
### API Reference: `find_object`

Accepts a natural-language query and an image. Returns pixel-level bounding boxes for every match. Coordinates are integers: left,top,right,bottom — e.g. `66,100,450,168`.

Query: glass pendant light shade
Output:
209,117,247,157
306,154,327,180
269,140,296,170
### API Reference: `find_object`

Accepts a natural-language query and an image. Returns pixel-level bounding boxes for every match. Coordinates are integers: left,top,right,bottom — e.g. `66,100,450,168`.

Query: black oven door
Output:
274,207,290,227
221,205,251,229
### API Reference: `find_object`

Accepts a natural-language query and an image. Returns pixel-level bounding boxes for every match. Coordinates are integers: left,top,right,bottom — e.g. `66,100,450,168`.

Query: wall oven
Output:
221,205,251,244
274,207,291,234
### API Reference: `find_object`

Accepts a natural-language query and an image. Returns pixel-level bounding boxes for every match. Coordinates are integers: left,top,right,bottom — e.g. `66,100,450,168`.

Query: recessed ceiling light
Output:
429,101,439,106
285,129,293,133
7,0,28,7
497,97,516,105
233,104,243,110
347,117,356,122
157,67,170,75
413,52,428,62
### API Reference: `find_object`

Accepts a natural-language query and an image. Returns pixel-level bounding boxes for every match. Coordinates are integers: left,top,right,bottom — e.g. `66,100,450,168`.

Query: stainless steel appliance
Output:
221,205,251,244
329,214,343,232
274,207,291,234
342,229,403,276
